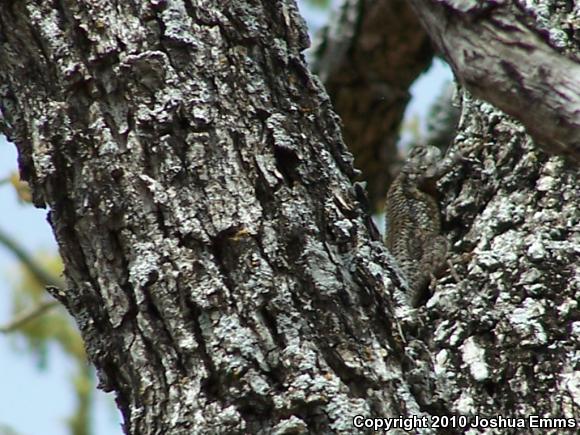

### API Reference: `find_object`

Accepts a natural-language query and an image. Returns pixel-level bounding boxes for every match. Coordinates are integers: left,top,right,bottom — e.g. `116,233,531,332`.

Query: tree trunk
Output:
0,1,413,433
0,1,578,434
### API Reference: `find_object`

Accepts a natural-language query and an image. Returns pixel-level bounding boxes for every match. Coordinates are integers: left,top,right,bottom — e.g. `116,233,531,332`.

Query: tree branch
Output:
408,0,580,162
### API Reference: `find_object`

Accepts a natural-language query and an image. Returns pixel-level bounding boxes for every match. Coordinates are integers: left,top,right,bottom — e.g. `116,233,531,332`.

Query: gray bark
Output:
418,90,579,425
0,1,417,434
0,0,578,434
408,0,580,162
406,0,580,424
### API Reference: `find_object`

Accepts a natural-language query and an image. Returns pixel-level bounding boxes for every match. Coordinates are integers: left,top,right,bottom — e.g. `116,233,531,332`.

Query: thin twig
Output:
0,227,64,288
0,299,59,333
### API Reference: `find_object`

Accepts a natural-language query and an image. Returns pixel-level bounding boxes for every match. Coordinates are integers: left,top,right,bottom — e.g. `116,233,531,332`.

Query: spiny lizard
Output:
385,145,450,307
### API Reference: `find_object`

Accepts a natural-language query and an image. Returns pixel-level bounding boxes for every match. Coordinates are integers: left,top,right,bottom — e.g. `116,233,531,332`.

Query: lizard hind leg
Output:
423,235,448,275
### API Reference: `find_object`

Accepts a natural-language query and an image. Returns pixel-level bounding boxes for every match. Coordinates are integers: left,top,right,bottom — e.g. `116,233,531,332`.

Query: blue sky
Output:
0,140,122,435
0,139,122,434
0,2,451,434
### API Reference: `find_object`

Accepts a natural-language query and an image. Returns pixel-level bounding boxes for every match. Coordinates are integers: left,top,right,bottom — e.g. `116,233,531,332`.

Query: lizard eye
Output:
408,146,428,162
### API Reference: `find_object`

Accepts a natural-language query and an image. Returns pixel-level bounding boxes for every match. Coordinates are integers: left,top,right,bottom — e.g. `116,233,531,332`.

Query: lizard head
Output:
402,145,442,179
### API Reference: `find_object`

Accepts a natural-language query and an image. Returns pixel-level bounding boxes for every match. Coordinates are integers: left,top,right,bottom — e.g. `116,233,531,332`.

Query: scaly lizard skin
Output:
385,145,449,307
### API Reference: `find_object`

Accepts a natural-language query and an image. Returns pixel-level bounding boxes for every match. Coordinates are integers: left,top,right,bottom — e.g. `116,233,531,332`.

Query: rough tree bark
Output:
408,0,580,161
0,1,413,433
0,1,578,435
421,91,579,427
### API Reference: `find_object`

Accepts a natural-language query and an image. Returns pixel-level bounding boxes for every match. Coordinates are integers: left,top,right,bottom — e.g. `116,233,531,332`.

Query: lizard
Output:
384,144,451,307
